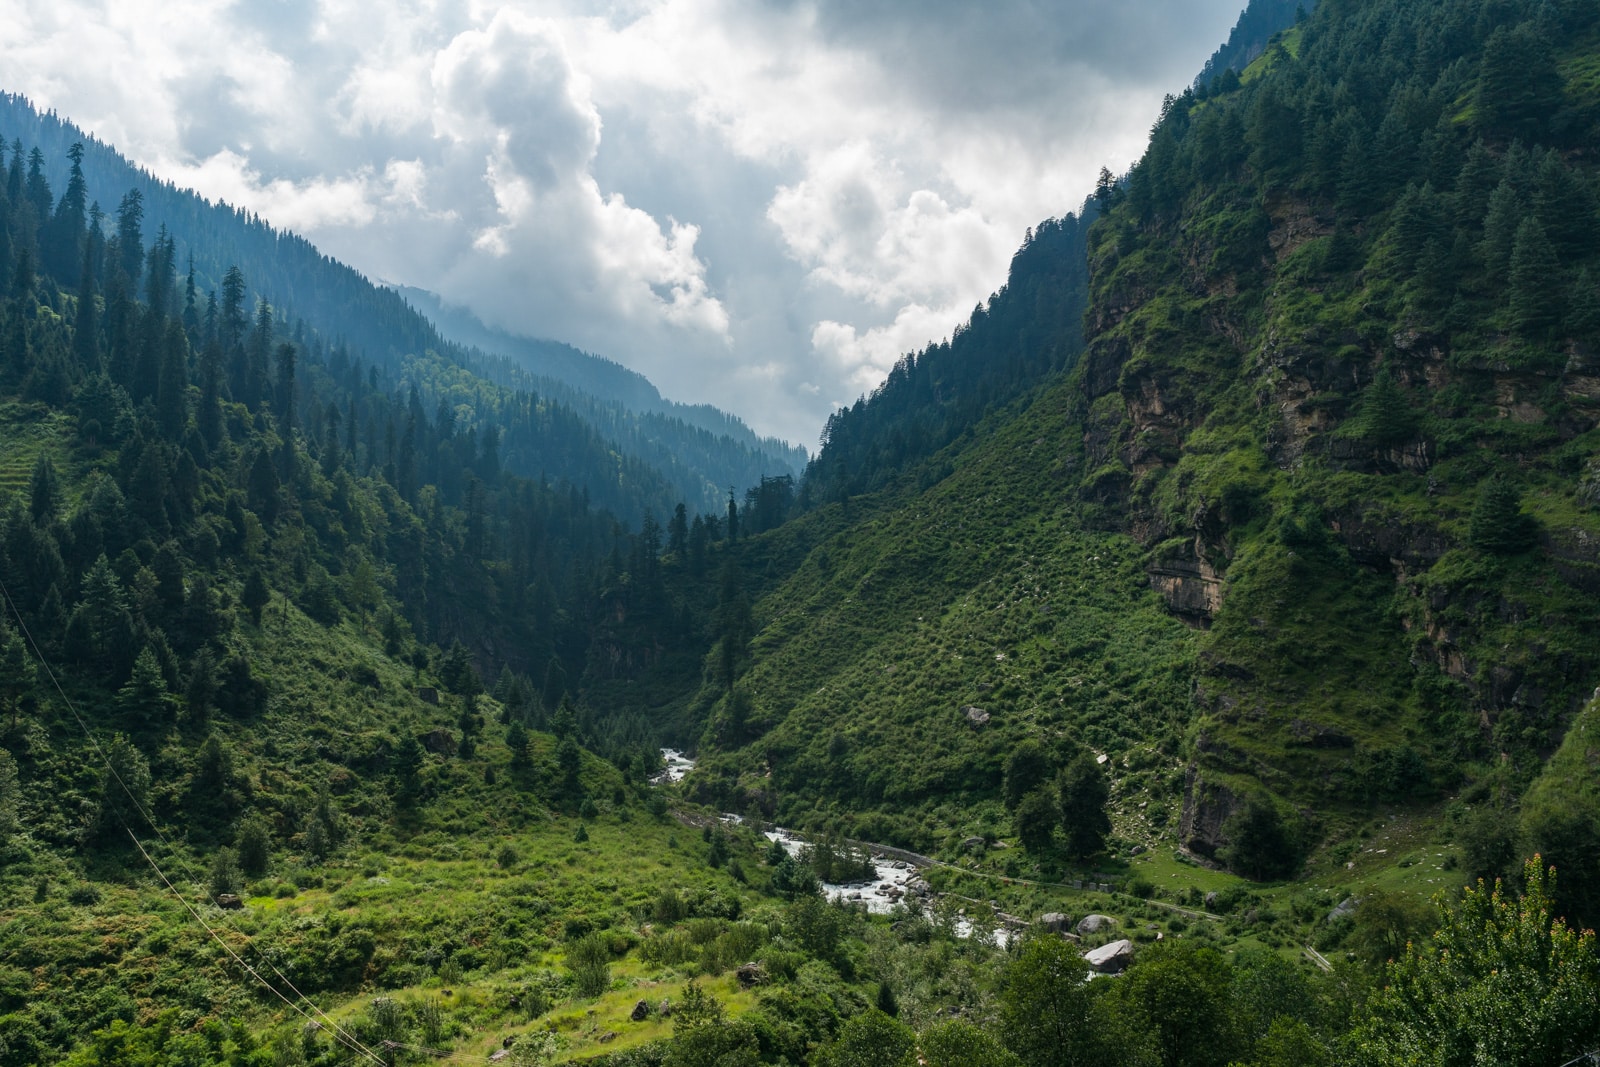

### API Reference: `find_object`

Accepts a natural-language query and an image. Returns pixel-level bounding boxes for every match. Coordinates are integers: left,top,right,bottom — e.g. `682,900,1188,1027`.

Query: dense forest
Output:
0,93,803,519
3,0,1600,1063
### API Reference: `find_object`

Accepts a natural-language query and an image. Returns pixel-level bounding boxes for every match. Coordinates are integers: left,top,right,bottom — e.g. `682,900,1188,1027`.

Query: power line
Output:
0,574,384,1064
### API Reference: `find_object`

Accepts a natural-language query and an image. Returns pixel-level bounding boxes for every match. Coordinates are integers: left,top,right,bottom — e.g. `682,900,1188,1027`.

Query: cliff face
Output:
1067,0,1600,858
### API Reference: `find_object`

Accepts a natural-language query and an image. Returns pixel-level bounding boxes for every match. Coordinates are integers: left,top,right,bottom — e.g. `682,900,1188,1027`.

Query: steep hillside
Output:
0,129,879,1067
688,0,1600,928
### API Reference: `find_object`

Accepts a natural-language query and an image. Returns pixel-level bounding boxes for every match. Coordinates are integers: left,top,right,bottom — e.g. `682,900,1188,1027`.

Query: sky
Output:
2,0,1245,445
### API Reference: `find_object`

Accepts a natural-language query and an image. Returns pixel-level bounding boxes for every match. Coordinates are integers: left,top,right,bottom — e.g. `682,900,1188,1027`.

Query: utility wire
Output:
0,574,384,1064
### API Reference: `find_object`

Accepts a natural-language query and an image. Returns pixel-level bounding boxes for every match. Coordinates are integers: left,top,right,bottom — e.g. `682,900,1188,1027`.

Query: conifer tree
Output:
1508,218,1563,337
1479,181,1524,285
1470,477,1537,555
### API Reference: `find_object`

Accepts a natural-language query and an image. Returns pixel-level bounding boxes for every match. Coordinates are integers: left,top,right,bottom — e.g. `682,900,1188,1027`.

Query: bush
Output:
567,933,611,998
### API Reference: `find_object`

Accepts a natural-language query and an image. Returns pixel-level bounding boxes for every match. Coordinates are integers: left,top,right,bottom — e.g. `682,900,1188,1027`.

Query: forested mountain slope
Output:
0,94,797,516
686,0,1600,931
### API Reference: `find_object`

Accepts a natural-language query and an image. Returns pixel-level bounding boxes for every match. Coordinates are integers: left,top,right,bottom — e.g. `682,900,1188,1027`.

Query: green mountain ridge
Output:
0,93,799,517
5,0,1600,1062
678,0,1600,923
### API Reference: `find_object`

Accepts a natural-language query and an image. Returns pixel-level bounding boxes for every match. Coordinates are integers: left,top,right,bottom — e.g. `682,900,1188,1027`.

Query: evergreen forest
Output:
3,0,1600,1063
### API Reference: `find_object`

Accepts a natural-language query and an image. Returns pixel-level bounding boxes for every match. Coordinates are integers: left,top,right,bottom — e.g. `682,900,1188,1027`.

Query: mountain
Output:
398,286,807,515
6,0,1600,1062
399,286,804,462
1194,0,1312,90
0,93,798,517
671,0,1600,930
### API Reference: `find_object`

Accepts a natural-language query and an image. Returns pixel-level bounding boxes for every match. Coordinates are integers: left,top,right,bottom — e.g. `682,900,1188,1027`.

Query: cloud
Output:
0,0,1246,444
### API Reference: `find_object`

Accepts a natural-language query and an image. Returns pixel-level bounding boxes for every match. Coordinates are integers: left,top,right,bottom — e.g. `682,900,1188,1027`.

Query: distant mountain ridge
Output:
397,285,806,472
0,93,800,515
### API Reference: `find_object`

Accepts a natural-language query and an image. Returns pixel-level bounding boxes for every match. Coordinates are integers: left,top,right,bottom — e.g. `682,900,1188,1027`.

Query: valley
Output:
1,0,1600,1063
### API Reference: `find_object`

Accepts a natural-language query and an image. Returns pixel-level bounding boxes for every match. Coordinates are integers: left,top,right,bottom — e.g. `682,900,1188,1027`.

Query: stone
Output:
215,894,243,910
1084,939,1135,974
962,836,986,852
962,706,991,726
1327,897,1359,924
1204,891,1219,909
736,962,768,987
1039,912,1072,933
631,999,651,1022
1076,914,1116,936
598,1031,618,1044
489,1051,509,1062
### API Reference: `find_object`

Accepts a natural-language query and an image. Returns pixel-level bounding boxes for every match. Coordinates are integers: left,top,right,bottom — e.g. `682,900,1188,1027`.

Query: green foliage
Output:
566,932,611,999
1058,752,1111,860
1521,695,1600,929
1468,478,1538,555
1101,941,1244,1067
814,1010,917,1067
1222,794,1302,882
1002,740,1053,811
1353,859,1600,1066
920,1020,1023,1067
1351,368,1417,449
1347,889,1436,972
1014,789,1059,855
998,935,1099,1067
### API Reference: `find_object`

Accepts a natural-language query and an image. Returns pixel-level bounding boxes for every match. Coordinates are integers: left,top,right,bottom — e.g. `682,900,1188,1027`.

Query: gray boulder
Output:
1085,939,1135,974
1076,913,1116,936
1327,897,1359,923
1039,912,1072,933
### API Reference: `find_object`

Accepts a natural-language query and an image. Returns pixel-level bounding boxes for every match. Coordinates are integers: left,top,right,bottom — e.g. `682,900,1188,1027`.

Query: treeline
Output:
802,209,1096,503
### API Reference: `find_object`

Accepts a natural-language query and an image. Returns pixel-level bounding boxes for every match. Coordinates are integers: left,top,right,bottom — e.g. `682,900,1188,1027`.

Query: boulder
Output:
1084,939,1135,974
736,962,768,987
1076,914,1116,936
1039,912,1072,933
631,999,652,1022
961,836,986,852
1204,891,1219,909
962,706,991,727
215,894,243,910
1327,897,1359,924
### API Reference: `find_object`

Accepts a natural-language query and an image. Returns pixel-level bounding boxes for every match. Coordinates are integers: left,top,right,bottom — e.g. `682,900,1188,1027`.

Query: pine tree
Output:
28,454,59,524
197,330,224,451
1508,217,1563,337
1470,477,1538,554
241,568,270,625
1474,25,1563,143
1570,269,1600,345
1479,181,1524,285
118,646,174,728
113,189,143,286
155,319,189,438
1356,367,1418,448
